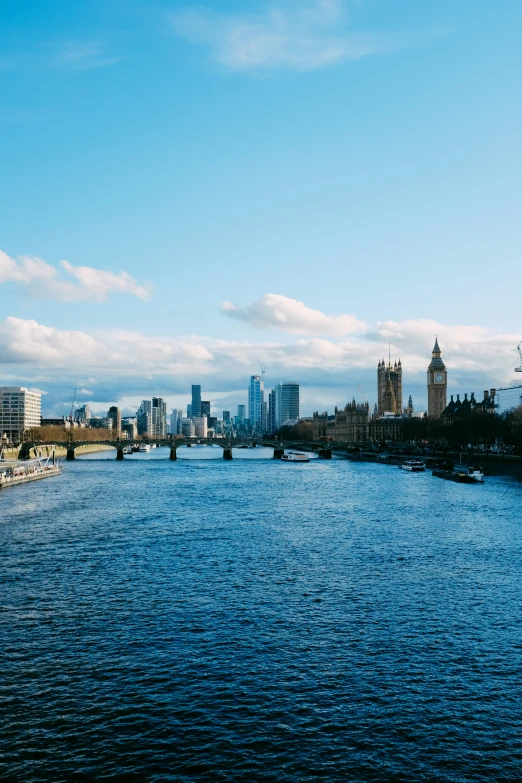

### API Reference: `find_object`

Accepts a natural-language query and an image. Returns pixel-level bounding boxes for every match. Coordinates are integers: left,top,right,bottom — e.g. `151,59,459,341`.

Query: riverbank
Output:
1,444,115,460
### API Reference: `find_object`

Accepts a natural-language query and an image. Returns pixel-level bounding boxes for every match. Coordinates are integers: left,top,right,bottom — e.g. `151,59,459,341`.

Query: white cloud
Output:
222,294,366,335
52,42,123,70
0,315,518,402
0,249,152,302
169,0,395,72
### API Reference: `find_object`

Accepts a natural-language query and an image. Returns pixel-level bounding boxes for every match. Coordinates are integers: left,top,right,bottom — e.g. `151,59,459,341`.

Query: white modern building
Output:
0,387,42,444
194,416,208,438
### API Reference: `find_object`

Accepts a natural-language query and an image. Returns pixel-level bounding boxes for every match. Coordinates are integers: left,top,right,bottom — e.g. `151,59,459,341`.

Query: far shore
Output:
2,444,115,460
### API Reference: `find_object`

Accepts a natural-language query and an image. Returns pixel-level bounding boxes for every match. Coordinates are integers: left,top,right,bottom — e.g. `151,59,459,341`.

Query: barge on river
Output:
0,455,63,489
432,464,484,483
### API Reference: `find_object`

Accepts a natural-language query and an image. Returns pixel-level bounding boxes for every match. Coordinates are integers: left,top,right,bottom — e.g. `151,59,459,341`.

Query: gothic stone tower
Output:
427,337,447,418
377,358,402,415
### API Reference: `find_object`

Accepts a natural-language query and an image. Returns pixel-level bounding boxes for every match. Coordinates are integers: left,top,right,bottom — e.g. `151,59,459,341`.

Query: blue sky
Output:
1,0,521,417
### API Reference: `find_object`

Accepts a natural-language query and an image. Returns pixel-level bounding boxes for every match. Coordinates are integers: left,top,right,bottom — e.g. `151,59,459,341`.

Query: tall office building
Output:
280,382,300,425
237,404,246,419
151,397,167,438
272,382,300,429
223,411,231,422
268,389,276,433
137,400,152,436
0,387,41,443
248,375,264,433
191,385,202,417
201,401,211,417
107,406,121,435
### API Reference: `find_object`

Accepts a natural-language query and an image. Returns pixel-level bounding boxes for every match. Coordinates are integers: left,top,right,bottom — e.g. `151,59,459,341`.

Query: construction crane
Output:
516,342,522,372
69,388,77,422
257,359,266,384
357,385,368,403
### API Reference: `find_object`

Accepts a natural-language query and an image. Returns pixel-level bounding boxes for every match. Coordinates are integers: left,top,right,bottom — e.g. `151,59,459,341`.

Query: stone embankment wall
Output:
2,445,115,460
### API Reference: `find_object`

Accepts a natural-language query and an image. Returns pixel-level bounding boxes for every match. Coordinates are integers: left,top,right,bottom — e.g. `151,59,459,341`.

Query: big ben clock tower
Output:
427,337,447,418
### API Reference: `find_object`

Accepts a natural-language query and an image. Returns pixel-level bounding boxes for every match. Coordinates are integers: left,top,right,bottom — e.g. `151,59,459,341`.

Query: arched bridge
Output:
18,437,338,461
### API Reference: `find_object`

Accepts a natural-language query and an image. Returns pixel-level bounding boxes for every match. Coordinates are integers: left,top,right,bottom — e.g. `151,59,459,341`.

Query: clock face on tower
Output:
435,373,444,383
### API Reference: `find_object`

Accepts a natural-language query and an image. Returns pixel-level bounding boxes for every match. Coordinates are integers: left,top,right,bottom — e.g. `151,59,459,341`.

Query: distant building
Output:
333,400,370,442
427,338,447,418
281,382,299,425
41,417,70,428
191,385,202,418
248,375,264,433
0,387,41,443
377,359,402,415
75,404,91,423
90,417,113,430
268,389,276,434
441,389,497,424
108,406,121,435
180,418,195,437
201,400,211,417
223,410,231,422
151,397,167,438
369,415,404,443
237,404,246,419
194,416,208,438
187,404,192,419
405,395,414,416
170,409,183,435
137,400,152,436
122,417,138,440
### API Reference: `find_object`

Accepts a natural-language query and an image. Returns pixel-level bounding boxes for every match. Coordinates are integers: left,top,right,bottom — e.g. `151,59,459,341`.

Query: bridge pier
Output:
318,448,332,459
116,447,125,461
273,448,284,459
223,448,233,460
170,447,177,461
66,448,76,461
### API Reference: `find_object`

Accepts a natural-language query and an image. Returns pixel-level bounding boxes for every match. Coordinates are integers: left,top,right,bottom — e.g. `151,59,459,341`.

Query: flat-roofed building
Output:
0,387,42,444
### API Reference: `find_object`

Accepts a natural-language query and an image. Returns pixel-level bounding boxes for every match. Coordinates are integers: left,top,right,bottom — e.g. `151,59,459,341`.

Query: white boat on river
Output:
281,452,310,463
400,460,426,472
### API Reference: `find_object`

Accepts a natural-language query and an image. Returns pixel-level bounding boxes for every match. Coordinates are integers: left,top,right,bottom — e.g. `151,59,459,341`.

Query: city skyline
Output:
1,0,521,416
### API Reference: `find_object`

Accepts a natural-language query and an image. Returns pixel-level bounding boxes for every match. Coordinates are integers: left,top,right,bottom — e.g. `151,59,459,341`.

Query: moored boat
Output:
138,444,151,453
0,455,63,489
433,465,484,483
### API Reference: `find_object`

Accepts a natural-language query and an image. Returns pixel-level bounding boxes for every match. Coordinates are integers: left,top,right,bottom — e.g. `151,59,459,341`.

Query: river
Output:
1,447,521,781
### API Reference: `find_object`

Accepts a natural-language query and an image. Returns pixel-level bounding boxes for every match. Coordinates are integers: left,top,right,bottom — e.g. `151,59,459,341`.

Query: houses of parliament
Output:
313,339,449,441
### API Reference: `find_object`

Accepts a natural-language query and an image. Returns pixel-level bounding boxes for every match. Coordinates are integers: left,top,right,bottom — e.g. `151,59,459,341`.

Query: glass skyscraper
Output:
191,385,201,417
248,375,264,433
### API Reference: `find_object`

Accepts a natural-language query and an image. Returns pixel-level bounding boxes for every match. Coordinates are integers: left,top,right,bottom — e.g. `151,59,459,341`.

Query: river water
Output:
1,447,521,782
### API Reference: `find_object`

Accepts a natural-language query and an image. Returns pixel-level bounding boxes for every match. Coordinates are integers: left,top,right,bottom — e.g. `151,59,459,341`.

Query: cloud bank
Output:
169,0,395,72
0,315,518,414
0,250,152,302
222,294,365,336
